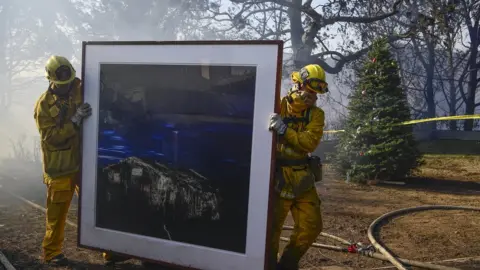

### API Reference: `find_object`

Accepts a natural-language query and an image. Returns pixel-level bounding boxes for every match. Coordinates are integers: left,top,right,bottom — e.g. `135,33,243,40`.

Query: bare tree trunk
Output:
425,42,437,130
287,0,310,68
447,42,457,130
461,1,479,131
463,43,478,131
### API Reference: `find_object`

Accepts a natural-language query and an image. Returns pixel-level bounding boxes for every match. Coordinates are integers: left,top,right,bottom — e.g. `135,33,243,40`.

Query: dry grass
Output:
415,154,480,182
293,154,480,269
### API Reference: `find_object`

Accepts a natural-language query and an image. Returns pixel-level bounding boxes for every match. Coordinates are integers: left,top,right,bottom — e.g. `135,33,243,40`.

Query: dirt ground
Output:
0,155,479,270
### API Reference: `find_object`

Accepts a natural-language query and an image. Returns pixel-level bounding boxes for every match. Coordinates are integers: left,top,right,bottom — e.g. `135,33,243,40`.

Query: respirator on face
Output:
286,85,312,112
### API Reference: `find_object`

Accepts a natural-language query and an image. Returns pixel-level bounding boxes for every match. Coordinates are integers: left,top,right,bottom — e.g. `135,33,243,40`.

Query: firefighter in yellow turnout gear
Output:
34,56,92,266
268,64,328,270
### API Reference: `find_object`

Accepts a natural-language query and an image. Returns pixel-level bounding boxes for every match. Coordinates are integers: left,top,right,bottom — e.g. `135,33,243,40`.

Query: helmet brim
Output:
291,71,301,83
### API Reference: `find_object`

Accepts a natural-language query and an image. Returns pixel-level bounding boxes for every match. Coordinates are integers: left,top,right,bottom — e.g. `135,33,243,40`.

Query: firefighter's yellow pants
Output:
270,188,323,270
42,174,79,262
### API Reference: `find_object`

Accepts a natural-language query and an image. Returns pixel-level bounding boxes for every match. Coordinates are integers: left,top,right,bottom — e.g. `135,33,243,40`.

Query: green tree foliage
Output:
334,38,423,183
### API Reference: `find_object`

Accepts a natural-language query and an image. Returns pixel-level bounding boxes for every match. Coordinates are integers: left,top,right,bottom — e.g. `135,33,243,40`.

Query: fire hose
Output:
282,205,480,270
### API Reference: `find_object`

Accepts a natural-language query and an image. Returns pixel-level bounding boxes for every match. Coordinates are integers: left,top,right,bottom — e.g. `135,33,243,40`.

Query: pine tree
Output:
334,38,423,183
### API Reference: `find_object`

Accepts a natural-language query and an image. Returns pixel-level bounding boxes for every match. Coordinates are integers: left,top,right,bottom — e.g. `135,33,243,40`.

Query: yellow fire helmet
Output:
291,64,329,94
45,55,76,85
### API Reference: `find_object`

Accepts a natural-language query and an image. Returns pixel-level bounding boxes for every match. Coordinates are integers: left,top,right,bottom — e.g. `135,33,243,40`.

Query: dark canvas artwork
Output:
95,63,256,253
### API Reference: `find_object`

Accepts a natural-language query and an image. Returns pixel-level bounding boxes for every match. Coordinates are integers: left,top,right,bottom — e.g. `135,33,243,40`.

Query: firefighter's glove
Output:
71,103,92,126
269,113,287,135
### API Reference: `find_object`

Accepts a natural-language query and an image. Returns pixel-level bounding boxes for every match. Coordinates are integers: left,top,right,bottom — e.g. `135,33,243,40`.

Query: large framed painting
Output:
78,40,283,270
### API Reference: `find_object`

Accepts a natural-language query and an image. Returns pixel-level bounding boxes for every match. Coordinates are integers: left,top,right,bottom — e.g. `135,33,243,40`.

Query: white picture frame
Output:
79,40,283,270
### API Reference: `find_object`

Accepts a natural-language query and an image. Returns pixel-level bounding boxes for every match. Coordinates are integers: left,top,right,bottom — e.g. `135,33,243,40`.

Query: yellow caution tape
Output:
323,114,480,134
324,129,345,134
397,114,480,125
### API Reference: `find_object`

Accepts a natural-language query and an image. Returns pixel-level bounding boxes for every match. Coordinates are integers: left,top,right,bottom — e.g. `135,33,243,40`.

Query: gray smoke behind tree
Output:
1,0,478,188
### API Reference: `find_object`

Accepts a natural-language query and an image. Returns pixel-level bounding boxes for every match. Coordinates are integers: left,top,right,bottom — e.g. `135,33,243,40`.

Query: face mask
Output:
287,83,318,112
287,90,310,112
